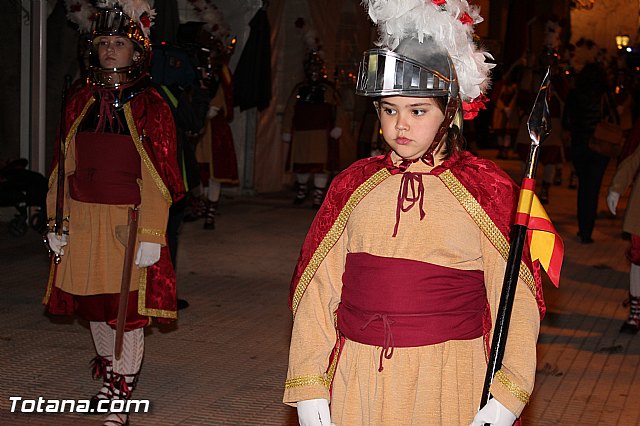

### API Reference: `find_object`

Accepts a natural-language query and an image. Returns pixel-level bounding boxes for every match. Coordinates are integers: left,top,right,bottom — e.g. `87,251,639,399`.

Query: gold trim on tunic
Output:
291,168,391,317
494,370,530,404
138,228,165,238
45,98,96,304
436,170,537,297
48,97,96,189
325,334,342,387
285,375,330,390
123,103,173,206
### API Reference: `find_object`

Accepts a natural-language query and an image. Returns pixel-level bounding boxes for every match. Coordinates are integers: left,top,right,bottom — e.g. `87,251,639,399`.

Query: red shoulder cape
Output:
288,150,545,318
47,84,185,322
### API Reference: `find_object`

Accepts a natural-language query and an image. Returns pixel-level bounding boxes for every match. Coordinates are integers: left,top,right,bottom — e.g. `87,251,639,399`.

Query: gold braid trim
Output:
291,168,391,317
48,97,96,189
44,99,95,304
123,103,172,206
285,375,330,390
138,228,165,238
494,370,530,404
436,170,537,297
137,269,177,319
325,333,341,387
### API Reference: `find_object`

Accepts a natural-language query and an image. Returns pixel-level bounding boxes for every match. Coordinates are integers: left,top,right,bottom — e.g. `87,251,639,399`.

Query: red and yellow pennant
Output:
515,178,564,287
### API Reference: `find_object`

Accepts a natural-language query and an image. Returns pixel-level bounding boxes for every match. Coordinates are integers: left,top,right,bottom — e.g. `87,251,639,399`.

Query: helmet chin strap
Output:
421,96,459,166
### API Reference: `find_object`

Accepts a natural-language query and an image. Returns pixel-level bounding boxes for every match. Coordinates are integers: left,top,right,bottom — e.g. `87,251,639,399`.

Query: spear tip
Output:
527,66,552,146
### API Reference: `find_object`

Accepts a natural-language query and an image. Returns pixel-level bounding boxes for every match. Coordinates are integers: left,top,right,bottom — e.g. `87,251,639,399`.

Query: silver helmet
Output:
355,37,459,100
87,6,152,89
356,37,462,151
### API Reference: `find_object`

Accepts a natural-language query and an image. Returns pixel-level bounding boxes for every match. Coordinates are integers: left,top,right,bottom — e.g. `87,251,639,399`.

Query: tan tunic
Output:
282,81,341,168
284,154,540,425
46,133,169,296
609,143,640,235
195,85,225,166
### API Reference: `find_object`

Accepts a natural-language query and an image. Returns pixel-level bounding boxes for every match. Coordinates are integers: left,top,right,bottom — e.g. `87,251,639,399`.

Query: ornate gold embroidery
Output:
137,269,178,319
48,97,96,189
123,104,173,205
285,375,330,389
138,228,165,238
437,170,537,297
291,168,391,316
494,370,530,404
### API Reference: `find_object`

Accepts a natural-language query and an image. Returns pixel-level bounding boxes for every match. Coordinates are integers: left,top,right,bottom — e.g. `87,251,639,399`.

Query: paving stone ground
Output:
0,149,638,425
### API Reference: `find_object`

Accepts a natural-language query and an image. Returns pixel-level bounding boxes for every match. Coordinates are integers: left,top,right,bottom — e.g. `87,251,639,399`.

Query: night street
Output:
1,151,639,425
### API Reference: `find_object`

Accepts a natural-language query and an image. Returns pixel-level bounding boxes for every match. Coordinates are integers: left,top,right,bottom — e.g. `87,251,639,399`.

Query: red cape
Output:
289,150,545,318
46,83,185,322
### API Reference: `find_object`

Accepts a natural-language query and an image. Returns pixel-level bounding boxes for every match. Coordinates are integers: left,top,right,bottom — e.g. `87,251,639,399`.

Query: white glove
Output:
329,127,342,139
470,399,516,426
607,190,620,216
282,133,292,143
135,242,161,268
297,399,334,426
207,106,220,119
46,232,68,256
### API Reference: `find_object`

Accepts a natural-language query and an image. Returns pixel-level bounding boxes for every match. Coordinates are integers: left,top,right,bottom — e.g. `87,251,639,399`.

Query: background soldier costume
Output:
46,1,184,424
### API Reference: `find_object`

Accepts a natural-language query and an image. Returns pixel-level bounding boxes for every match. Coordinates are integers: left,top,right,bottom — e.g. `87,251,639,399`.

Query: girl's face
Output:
96,36,138,69
377,96,445,160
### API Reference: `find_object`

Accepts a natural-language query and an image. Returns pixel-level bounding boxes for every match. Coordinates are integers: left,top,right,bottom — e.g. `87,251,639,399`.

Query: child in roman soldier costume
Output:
190,0,239,230
282,23,343,208
284,1,563,425
47,1,184,424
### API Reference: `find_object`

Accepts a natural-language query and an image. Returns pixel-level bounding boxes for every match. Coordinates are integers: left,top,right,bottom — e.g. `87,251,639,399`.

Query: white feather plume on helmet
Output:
187,0,231,40
64,0,98,33
357,0,494,119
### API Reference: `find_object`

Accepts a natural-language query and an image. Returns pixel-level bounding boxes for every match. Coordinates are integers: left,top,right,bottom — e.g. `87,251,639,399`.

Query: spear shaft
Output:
480,67,551,415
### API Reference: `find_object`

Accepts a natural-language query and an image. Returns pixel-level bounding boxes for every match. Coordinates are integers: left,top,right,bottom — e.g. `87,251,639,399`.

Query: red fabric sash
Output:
337,253,487,370
68,132,141,204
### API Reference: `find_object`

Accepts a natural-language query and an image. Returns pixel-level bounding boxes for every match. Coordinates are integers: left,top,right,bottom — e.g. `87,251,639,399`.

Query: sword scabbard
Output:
115,207,139,360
